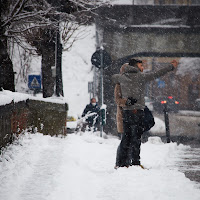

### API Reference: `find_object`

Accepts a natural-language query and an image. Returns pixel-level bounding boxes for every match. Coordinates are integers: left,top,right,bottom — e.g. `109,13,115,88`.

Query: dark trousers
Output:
116,110,144,167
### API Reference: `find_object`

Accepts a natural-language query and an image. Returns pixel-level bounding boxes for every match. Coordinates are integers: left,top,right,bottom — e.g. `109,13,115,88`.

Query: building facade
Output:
95,4,200,133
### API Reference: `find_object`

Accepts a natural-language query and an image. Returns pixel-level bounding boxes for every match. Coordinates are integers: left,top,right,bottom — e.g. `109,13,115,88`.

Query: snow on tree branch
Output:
0,0,111,62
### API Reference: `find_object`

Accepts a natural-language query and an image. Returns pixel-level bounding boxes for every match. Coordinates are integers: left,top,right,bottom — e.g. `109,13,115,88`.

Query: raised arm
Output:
143,60,178,81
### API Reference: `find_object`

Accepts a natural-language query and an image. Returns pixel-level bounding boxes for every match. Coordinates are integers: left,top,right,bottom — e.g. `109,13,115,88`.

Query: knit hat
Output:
129,58,142,66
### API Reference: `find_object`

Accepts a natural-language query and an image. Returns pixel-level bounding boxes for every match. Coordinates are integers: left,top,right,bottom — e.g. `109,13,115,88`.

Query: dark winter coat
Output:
112,64,175,110
82,103,100,125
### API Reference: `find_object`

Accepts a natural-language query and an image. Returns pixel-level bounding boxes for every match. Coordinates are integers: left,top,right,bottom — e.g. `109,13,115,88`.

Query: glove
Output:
125,97,137,106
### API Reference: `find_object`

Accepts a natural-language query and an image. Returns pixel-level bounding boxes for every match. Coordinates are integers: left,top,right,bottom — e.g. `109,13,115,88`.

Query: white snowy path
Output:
0,132,200,200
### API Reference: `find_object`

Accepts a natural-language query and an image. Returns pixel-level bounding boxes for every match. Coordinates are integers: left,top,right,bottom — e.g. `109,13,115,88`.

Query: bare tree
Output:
0,0,59,93
0,0,108,95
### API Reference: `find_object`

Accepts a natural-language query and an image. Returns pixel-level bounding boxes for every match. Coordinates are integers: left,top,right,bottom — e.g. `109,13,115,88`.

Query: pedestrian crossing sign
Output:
28,75,41,89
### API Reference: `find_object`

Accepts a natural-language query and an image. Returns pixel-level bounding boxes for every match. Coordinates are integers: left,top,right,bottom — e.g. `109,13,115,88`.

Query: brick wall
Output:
0,100,68,149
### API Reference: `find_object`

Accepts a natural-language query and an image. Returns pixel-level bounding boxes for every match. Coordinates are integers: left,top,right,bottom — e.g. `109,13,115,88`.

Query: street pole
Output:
91,46,111,137
93,67,97,98
163,103,171,143
151,57,155,98
100,50,104,106
100,47,104,137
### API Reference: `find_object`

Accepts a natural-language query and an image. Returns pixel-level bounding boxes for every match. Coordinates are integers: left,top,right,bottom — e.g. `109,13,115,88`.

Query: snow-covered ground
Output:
179,110,200,117
1,20,200,200
0,132,200,200
0,89,67,106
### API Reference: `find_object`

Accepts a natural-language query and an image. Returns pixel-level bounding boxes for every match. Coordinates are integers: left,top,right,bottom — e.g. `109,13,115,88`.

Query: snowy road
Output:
169,146,200,184
1,132,200,200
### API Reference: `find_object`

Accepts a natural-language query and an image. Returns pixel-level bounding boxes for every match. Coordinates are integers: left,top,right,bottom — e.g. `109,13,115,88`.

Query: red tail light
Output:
175,101,179,104
168,96,173,99
161,100,167,104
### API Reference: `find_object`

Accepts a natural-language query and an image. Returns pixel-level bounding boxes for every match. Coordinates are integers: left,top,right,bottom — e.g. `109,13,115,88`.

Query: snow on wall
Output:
0,90,67,106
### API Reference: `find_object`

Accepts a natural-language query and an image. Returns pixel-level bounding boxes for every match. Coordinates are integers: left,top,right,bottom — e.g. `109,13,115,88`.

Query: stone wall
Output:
103,30,200,61
96,5,200,60
0,102,13,149
0,100,68,149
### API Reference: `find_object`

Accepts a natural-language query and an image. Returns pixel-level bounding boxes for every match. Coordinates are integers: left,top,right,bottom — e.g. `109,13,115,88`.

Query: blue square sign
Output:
158,80,165,88
28,75,41,89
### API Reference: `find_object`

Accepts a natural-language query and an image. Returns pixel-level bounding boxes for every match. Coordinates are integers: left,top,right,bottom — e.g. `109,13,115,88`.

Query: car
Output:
153,96,180,113
66,115,78,133
145,96,154,111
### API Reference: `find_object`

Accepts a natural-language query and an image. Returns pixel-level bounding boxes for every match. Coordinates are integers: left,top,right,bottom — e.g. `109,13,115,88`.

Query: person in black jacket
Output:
81,98,100,131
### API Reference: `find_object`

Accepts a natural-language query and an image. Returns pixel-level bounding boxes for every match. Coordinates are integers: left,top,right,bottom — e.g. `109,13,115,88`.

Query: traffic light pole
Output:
91,46,111,137
163,103,171,143
100,48,104,137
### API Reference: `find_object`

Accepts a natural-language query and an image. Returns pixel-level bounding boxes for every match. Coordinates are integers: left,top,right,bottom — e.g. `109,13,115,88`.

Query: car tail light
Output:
161,100,167,104
175,101,179,104
168,96,173,99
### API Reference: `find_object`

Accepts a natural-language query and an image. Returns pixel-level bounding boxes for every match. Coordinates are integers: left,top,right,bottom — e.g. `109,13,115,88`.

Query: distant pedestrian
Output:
112,58,178,168
81,98,100,132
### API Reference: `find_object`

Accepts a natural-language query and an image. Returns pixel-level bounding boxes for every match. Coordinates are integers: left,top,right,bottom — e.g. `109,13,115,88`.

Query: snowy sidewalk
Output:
0,132,200,200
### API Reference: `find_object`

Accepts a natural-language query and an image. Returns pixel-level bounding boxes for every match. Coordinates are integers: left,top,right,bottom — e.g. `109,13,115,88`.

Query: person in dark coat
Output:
112,58,178,168
81,98,100,131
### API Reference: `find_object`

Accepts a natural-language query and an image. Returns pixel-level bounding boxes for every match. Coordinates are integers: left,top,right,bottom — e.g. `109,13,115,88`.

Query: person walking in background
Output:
112,58,178,169
81,98,100,132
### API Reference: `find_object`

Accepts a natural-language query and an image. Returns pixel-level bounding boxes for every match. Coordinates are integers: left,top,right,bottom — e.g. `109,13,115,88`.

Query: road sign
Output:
158,80,165,88
28,75,41,90
91,49,112,69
